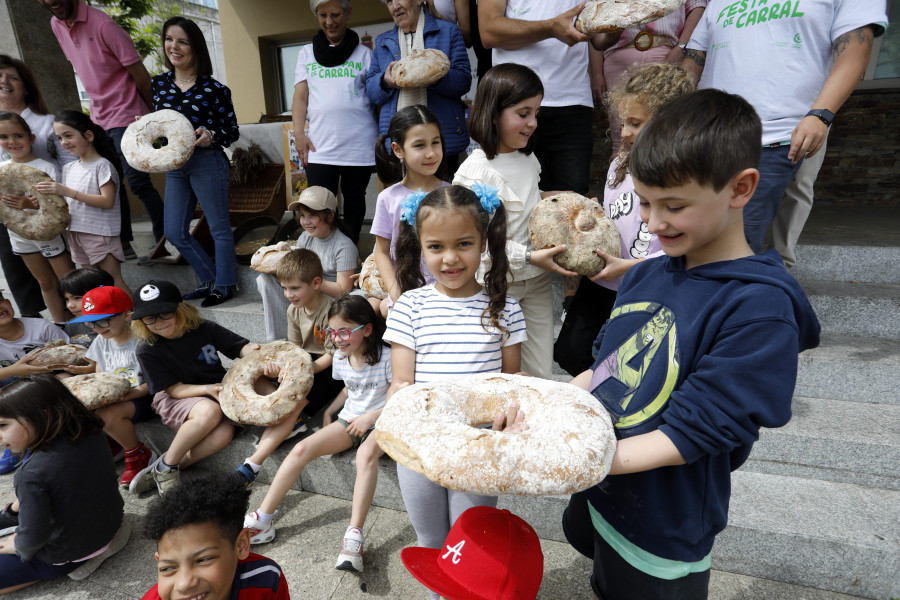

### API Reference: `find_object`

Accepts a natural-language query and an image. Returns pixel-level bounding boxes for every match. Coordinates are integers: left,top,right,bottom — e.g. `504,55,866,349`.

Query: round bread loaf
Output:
121,109,196,173
249,241,294,275
24,340,89,369
359,253,388,300
64,372,132,410
219,341,314,426
529,192,619,276
392,49,450,88
576,0,687,34
376,373,616,496
0,163,70,241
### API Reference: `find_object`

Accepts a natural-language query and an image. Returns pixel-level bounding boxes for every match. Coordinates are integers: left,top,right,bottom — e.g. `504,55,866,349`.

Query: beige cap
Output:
288,186,337,212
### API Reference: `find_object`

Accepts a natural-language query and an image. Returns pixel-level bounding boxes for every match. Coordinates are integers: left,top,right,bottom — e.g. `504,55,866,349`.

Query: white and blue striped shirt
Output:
384,285,527,383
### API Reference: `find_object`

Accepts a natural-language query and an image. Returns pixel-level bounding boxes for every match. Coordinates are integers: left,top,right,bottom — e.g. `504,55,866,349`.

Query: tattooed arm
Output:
681,48,706,86
788,25,875,162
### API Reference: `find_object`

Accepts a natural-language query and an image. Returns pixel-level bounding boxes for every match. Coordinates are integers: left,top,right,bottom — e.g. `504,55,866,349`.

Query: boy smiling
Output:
142,472,289,600
566,89,821,599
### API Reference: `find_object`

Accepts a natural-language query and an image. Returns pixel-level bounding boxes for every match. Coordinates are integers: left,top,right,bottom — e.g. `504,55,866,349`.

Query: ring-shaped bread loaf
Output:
24,340,88,369
359,253,388,300
64,372,132,410
250,242,294,275
0,163,70,240
376,373,616,496
219,341,314,426
529,192,620,276
392,49,451,88
121,109,196,173
576,0,687,33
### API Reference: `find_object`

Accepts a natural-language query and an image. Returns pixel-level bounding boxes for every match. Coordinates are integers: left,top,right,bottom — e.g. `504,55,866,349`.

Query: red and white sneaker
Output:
335,526,364,572
119,444,157,488
244,511,276,544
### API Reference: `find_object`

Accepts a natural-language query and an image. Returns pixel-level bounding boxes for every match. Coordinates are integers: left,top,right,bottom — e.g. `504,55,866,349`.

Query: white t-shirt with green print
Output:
689,0,887,145
294,43,377,166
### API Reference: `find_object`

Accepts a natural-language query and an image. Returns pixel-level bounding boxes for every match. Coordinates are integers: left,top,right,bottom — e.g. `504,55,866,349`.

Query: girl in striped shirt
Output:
382,184,527,600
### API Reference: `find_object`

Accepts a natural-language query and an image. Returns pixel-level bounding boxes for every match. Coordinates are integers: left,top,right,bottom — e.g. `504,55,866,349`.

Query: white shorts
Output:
8,230,68,259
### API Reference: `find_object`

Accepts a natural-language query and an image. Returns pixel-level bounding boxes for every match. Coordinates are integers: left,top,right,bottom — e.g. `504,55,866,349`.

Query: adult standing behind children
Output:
366,0,471,176
152,16,240,307
292,0,377,244
563,89,820,600
478,0,604,195
40,0,166,253
681,0,886,255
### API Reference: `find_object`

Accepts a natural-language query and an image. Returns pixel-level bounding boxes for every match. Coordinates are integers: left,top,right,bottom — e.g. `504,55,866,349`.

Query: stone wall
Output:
815,89,899,206
587,88,899,206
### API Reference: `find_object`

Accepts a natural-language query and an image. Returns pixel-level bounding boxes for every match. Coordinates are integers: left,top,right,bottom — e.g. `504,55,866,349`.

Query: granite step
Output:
132,417,900,599
795,334,900,406
802,280,900,340
792,243,900,286
743,396,900,490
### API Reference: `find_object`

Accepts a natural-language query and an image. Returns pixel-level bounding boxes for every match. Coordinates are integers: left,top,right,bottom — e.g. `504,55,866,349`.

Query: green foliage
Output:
88,0,181,70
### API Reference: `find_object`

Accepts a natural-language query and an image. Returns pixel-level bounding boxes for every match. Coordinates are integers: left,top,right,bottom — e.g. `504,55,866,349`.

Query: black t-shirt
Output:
136,321,248,395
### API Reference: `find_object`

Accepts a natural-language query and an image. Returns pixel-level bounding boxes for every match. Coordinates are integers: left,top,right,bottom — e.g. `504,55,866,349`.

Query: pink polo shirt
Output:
50,0,149,129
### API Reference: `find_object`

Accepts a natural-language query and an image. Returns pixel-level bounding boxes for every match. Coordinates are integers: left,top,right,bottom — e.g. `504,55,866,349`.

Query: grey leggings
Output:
397,464,497,599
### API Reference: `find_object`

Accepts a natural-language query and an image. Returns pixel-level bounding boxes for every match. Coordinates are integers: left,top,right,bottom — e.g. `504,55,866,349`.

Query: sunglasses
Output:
322,324,365,341
86,314,122,329
141,312,176,325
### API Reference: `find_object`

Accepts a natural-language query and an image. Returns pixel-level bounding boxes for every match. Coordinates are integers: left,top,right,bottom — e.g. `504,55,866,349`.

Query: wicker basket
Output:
228,163,287,225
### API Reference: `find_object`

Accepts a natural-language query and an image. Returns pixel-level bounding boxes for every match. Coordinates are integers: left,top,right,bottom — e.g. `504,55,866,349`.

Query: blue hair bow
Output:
471,182,501,215
399,189,428,226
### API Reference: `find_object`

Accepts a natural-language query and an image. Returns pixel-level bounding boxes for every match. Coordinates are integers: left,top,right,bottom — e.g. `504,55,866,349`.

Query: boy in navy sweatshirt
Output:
565,89,821,600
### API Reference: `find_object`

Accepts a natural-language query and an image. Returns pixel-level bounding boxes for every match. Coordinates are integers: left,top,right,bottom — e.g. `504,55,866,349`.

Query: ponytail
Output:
375,133,403,186
481,202,509,333
395,219,426,295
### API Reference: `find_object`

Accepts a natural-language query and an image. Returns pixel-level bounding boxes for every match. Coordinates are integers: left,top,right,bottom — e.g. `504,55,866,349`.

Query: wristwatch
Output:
677,43,688,52
805,109,835,126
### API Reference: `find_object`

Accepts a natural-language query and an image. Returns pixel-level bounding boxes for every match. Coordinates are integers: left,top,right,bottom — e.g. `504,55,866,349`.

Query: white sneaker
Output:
335,526,364,572
244,511,276,544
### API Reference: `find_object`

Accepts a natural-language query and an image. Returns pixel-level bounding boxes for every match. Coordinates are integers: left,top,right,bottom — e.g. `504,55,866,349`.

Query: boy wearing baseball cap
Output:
402,506,544,600
71,285,157,488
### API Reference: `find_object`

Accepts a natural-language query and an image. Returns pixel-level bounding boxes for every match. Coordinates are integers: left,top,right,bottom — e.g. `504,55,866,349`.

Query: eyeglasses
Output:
141,312,176,325
86,314,122,329
322,324,365,341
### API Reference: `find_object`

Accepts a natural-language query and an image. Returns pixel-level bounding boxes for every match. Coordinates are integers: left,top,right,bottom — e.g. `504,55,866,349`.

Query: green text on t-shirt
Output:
716,0,805,30
308,61,364,79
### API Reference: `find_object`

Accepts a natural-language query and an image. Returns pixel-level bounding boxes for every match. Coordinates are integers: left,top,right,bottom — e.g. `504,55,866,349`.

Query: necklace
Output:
174,73,196,90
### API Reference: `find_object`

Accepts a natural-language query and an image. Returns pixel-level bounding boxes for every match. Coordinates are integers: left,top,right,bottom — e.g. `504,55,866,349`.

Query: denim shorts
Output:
338,418,372,449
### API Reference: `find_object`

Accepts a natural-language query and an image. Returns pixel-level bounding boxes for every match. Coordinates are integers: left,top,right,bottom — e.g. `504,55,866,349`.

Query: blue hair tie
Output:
399,189,428,226
471,182,501,215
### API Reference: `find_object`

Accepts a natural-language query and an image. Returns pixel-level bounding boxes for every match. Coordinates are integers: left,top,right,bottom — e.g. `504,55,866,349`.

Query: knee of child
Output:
193,401,225,426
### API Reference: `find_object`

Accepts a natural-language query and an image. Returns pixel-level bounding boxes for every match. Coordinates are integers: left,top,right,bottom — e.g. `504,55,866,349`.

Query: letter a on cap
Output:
441,540,465,565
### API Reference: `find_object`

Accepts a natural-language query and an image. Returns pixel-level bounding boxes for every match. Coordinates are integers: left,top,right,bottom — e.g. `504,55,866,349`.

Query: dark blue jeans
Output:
163,147,236,288
534,105,593,195
108,126,166,243
745,145,803,253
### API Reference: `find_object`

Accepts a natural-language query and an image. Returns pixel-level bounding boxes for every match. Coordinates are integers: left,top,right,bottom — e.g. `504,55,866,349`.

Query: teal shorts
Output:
338,418,373,449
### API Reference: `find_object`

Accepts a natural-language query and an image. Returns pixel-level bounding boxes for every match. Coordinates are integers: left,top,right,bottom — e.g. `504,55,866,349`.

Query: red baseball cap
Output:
401,506,543,600
68,285,134,323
